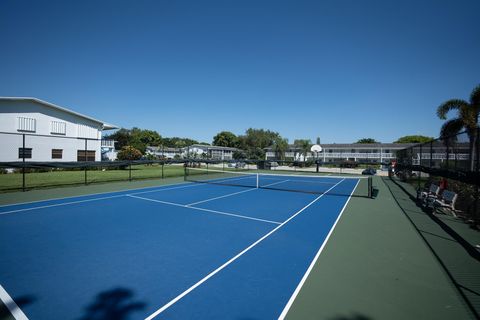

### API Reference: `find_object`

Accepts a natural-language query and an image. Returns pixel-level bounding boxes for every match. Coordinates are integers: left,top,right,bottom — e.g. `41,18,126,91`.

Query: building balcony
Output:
101,139,115,148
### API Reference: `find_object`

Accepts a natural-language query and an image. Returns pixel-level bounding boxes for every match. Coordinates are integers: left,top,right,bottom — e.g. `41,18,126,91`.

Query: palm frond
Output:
436,99,469,119
469,84,480,108
440,118,464,138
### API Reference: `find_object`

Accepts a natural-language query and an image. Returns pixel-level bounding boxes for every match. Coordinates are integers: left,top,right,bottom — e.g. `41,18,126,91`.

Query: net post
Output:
161,161,164,179
368,176,373,198
256,173,259,188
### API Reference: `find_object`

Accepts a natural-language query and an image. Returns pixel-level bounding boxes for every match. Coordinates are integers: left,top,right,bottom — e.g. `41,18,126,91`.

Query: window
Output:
18,148,32,159
77,150,96,161
51,121,66,135
52,149,63,159
17,117,36,132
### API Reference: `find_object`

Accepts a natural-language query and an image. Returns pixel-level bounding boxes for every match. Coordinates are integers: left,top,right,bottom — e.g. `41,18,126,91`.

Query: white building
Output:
265,143,416,163
0,97,118,162
146,144,239,160
184,144,237,160
145,146,182,159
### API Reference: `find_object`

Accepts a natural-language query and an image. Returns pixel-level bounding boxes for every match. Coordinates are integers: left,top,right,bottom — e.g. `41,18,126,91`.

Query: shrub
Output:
117,146,142,161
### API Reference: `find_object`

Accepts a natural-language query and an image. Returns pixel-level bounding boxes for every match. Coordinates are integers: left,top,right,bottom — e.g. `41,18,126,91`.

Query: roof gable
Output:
0,97,118,130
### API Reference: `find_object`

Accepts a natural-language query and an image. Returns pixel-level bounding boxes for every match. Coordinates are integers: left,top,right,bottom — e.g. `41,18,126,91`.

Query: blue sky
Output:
1,0,479,144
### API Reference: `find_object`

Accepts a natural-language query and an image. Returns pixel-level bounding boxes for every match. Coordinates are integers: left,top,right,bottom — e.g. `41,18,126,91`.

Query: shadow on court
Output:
77,287,146,320
0,294,36,320
329,313,373,320
383,177,480,319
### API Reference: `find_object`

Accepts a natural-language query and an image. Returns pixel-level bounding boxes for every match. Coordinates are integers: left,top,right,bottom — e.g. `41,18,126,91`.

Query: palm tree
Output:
272,137,288,160
294,139,312,163
437,84,480,171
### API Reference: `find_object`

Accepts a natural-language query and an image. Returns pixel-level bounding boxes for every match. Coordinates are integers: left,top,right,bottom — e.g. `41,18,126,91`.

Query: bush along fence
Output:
396,128,480,228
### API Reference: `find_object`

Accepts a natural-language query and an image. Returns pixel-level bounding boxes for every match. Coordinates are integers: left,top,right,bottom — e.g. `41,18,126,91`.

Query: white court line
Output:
0,173,254,210
0,284,29,320
126,194,281,225
0,194,126,216
186,179,290,207
278,179,360,320
0,181,193,208
0,182,208,216
144,178,345,320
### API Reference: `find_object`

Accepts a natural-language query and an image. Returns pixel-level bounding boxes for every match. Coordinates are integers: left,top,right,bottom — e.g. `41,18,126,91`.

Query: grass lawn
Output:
0,164,187,192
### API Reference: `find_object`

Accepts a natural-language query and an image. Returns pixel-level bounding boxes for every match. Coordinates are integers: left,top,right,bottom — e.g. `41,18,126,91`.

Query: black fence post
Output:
129,162,132,181
161,162,164,179
84,138,88,185
429,141,433,169
22,133,26,192
475,128,480,226
418,144,422,189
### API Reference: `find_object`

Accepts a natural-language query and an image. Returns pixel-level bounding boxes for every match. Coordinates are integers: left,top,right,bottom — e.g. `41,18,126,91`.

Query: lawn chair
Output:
417,184,440,207
432,190,461,217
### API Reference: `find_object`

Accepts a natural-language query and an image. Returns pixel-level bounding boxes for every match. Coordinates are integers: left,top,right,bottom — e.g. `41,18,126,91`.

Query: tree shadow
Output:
383,176,480,318
329,313,373,320
77,287,146,320
0,294,36,319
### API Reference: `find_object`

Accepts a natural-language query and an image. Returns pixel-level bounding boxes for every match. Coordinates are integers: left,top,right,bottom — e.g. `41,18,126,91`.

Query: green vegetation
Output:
436,84,479,171
212,131,238,147
104,127,202,154
293,139,312,162
0,164,187,192
355,138,379,143
117,146,142,160
394,135,434,143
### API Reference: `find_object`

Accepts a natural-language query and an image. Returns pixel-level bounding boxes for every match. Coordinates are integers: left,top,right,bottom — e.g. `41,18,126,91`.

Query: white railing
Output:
266,151,396,159
101,139,115,148
416,153,470,160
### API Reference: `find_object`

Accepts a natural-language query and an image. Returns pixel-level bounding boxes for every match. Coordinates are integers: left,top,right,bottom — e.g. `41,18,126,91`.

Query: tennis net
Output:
185,167,373,198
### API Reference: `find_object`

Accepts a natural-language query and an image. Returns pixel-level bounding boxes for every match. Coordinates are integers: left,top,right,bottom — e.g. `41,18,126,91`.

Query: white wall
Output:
0,100,104,161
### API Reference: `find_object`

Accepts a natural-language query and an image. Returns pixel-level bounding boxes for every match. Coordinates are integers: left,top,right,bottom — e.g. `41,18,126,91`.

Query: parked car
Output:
228,161,246,168
266,161,279,169
362,168,377,175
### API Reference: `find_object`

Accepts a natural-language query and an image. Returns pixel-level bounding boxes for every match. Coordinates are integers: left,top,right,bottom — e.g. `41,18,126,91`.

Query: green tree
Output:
105,128,162,154
437,84,480,171
355,138,378,144
236,128,283,160
294,139,312,162
394,135,434,144
117,146,142,161
104,128,131,150
272,137,289,160
233,150,246,160
163,137,199,148
213,131,238,147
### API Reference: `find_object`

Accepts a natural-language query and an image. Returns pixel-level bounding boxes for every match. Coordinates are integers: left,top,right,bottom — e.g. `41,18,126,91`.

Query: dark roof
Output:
265,143,416,151
187,144,238,151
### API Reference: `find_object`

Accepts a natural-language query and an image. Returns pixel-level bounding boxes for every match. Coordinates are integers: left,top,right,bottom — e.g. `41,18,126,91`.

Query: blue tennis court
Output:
0,172,364,320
